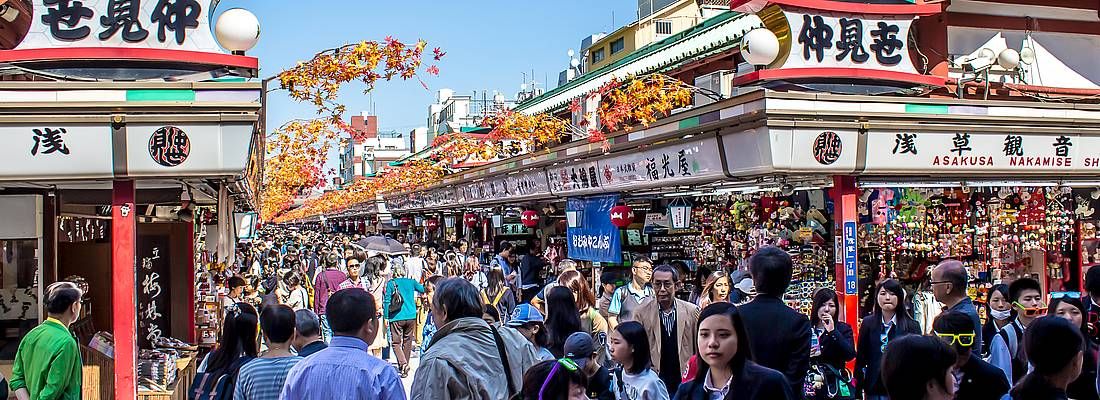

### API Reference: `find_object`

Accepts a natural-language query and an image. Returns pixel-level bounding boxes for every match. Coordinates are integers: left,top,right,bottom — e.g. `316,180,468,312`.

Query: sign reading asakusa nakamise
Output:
863,131,1100,174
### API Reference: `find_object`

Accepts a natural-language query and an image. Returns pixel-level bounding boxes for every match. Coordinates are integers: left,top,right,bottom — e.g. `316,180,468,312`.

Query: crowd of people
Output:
12,226,1100,399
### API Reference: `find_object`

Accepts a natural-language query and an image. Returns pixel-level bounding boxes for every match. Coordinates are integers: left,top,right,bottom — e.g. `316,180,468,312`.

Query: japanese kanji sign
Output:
147,125,190,167
9,0,229,58
548,137,725,196
781,9,917,74
456,169,551,205
0,124,113,180
137,235,170,348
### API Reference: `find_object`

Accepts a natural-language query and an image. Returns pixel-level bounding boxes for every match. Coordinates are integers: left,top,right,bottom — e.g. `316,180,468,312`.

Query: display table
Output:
137,356,196,400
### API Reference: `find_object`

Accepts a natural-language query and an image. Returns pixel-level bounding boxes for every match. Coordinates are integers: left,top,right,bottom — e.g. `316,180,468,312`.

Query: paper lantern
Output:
399,217,412,227
521,210,540,228
566,210,583,228
444,216,456,228
610,205,634,228
426,219,440,230
667,198,693,229
463,213,480,227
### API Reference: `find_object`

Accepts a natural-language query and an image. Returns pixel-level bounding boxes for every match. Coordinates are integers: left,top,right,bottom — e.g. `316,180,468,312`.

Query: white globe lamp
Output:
740,28,780,66
997,48,1020,70
215,8,261,54
1019,47,1036,66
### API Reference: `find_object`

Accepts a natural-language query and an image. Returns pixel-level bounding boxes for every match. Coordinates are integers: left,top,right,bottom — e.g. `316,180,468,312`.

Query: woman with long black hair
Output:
1048,295,1099,400
673,302,792,400
856,279,921,400
546,285,583,358
483,268,516,324
189,302,259,399
805,288,856,400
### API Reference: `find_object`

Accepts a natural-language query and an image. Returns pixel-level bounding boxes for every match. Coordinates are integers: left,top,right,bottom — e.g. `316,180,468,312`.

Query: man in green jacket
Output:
11,281,83,400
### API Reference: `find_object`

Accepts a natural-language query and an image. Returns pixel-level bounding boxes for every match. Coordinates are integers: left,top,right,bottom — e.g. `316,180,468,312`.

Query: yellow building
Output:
586,0,729,70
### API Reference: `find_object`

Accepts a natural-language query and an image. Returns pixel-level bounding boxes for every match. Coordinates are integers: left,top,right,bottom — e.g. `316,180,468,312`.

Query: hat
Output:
506,304,544,327
563,332,596,368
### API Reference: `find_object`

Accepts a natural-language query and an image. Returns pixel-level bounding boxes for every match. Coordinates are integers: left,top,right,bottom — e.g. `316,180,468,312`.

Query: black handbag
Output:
387,281,404,318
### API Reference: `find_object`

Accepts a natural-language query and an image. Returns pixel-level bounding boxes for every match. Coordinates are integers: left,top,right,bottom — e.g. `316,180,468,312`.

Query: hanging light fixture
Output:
566,209,583,228
667,197,693,229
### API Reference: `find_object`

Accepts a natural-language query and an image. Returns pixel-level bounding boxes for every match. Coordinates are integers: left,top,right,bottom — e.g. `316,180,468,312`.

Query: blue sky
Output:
231,0,636,135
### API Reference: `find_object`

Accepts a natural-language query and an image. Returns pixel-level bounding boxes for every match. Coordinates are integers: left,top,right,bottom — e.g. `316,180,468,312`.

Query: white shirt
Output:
405,256,425,282
704,370,733,400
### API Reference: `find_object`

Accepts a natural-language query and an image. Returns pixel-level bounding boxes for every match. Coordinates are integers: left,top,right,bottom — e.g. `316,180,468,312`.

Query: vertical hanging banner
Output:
137,235,171,348
842,221,857,295
567,194,622,263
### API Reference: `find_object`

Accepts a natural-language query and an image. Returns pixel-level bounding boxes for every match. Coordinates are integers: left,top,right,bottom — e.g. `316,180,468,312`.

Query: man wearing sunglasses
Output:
933,311,1009,400
930,260,983,351
989,277,1043,385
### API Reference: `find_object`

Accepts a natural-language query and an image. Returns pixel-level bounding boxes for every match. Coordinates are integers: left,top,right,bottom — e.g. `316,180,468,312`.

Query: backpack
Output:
387,280,405,319
997,322,1028,383
189,356,253,400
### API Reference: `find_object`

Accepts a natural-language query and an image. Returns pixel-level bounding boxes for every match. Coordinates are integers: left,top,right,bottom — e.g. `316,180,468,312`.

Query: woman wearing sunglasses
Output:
932,311,1009,400
521,359,589,400
673,302,793,400
856,279,921,400
1048,294,1100,400
609,321,669,400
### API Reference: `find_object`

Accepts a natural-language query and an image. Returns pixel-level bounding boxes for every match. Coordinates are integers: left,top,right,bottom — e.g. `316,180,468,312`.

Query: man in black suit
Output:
738,246,811,397
934,311,1010,400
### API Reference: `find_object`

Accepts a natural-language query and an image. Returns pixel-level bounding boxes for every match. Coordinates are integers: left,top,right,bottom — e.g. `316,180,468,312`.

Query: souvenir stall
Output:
0,1,264,398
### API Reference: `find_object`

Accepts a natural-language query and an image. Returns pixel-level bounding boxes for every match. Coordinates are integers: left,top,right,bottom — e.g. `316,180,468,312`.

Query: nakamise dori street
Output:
2,0,1100,399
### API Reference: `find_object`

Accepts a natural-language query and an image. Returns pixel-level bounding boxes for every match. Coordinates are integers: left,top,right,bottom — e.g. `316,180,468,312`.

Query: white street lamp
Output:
740,28,780,66
215,8,261,55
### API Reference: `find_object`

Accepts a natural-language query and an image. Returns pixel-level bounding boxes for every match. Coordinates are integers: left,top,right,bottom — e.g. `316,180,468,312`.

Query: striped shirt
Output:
234,356,302,400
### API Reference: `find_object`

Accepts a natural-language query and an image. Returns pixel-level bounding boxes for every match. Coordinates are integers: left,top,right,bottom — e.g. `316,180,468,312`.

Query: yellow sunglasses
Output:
934,332,975,347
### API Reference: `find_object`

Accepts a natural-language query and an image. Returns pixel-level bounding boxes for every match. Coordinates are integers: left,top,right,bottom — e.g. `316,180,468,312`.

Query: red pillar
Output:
831,176,860,341
112,180,137,400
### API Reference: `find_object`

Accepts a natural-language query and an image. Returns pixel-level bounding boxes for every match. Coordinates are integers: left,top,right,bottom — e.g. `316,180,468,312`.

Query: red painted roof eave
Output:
731,0,944,16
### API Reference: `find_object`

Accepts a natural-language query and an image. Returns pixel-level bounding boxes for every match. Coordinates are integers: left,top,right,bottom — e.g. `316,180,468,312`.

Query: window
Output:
592,48,606,63
610,38,625,55
656,20,673,36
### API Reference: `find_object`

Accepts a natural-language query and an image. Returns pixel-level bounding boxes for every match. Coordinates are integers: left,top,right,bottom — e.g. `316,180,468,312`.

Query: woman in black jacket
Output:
673,302,793,400
856,279,921,400
806,289,856,400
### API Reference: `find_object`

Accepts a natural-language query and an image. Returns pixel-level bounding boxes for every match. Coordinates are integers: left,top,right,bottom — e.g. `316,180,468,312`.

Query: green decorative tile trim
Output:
678,116,700,129
127,90,196,102
905,104,948,114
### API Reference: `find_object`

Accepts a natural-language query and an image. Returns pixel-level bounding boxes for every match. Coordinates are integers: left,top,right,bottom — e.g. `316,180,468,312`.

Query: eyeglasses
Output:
538,358,580,400
928,280,951,286
935,332,975,347
652,281,675,289
1014,301,1048,317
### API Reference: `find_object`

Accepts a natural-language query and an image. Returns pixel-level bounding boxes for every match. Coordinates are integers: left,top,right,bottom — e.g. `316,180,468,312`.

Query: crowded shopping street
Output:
3,0,1100,399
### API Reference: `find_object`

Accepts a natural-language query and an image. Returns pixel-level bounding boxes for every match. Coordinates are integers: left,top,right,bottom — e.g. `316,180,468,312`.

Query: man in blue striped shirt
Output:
235,304,302,400
281,288,405,399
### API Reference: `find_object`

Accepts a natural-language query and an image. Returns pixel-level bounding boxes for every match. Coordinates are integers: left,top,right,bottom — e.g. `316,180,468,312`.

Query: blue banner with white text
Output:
567,194,622,263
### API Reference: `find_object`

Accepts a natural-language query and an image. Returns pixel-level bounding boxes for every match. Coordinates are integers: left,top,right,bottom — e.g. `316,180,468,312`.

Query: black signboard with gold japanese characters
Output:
137,235,170,348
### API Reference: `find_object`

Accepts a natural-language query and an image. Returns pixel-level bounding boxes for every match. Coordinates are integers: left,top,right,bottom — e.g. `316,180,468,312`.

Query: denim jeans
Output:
320,314,332,343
